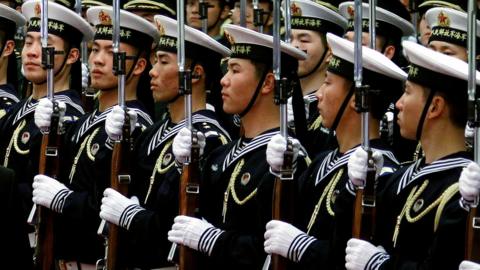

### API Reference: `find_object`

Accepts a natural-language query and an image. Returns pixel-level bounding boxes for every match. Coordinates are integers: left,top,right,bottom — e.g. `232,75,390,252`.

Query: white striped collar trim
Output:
396,157,471,194
0,89,19,103
221,130,277,171
147,113,228,156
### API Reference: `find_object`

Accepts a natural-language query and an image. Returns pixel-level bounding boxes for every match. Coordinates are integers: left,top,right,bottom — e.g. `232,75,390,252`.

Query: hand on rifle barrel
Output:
99,188,143,230
264,220,313,262
34,98,66,133
32,174,72,213
266,134,300,177
105,105,137,141
168,215,222,255
459,162,480,207
347,147,384,188
172,127,206,164
460,260,480,270
345,238,388,270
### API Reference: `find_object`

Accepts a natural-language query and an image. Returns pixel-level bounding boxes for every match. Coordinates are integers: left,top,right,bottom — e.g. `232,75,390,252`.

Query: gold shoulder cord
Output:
4,120,28,166
68,127,100,183
309,115,323,131
306,169,344,234
392,180,460,247
144,140,174,204
222,159,259,223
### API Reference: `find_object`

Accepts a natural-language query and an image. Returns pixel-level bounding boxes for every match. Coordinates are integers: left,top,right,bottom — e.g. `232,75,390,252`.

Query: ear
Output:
261,72,275,94
1,40,15,57
348,89,357,111
220,4,231,20
383,45,396,60
132,57,147,76
66,47,80,65
427,95,446,119
191,64,205,85
324,48,333,63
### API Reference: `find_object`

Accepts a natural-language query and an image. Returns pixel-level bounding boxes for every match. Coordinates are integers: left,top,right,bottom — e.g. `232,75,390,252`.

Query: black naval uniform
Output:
363,151,471,270
294,139,398,270
0,89,84,265
124,109,231,269
54,100,153,264
0,83,20,118
198,128,310,269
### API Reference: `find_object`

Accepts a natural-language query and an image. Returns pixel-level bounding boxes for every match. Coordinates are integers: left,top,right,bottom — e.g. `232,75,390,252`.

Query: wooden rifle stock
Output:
270,143,295,270
352,151,376,240
106,113,133,270
34,104,63,270
466,206,480,261
177,133,201,270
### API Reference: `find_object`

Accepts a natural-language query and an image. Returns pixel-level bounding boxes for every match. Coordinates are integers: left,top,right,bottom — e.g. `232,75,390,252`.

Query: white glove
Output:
266,134,300,175
264,220,314,262
459,162,480,204
345,238,388,270
81,63,89,89
105,105,138,141
99,188,143,230
348,147,384,188
287,97,294,123
168,215,223,255
32,174,72,213
34,98,66,133
172,127,206,164
460,260,480,270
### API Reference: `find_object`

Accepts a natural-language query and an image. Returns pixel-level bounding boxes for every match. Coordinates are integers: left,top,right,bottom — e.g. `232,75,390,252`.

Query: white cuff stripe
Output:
366,252,390,270
199,227,223,255
288,234,316,262
51,189,72,213
119,204,144,230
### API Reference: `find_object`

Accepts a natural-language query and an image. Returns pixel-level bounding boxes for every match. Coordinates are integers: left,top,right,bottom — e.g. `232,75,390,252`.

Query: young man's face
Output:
88,39,138,90
316,71,352,129
428,40,467,61
418,14,431,46
232,0,271,30
186,0,228,31
291,29,328,78
149,50,179,103
22,32,69,84
344,31,389,56
395,81,426,140
220,58,261,114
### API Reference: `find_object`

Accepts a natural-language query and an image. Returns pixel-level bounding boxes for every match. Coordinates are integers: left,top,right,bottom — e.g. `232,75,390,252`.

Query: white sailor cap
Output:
402,40,480,91
326,32,407,87
153,15,231,59
339,1,414,38
22,0,94,43
223,24,306,61
87,6,159,49
289,0,348,36
0,3,26,35
418,0,466,15
425,7,480,48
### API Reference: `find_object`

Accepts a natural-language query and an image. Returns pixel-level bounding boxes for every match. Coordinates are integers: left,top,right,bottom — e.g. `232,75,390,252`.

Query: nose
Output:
25,42,40,59
220,73,229,88
149,63,158,78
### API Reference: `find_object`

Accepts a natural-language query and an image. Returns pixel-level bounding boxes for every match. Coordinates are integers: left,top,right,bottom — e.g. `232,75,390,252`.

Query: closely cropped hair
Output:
423,86,468,129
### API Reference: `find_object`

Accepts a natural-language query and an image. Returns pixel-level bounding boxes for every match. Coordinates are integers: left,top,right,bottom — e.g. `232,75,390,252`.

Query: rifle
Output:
199,0,211,34
27,0,63,269
253,0,264,33
262,1,295,269
240,0,246,27
96,2,132,269
166,2,201,269
351,0,377,241
75,0,95,113
465,0,480,261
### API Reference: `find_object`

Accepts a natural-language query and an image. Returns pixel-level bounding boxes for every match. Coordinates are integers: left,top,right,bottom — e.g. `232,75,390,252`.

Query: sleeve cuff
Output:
346,180,357,196
51,189,73,213
198,227,224,256
366,252,390,270
288,234,316,262
119,204,145,230
105,138,114,150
